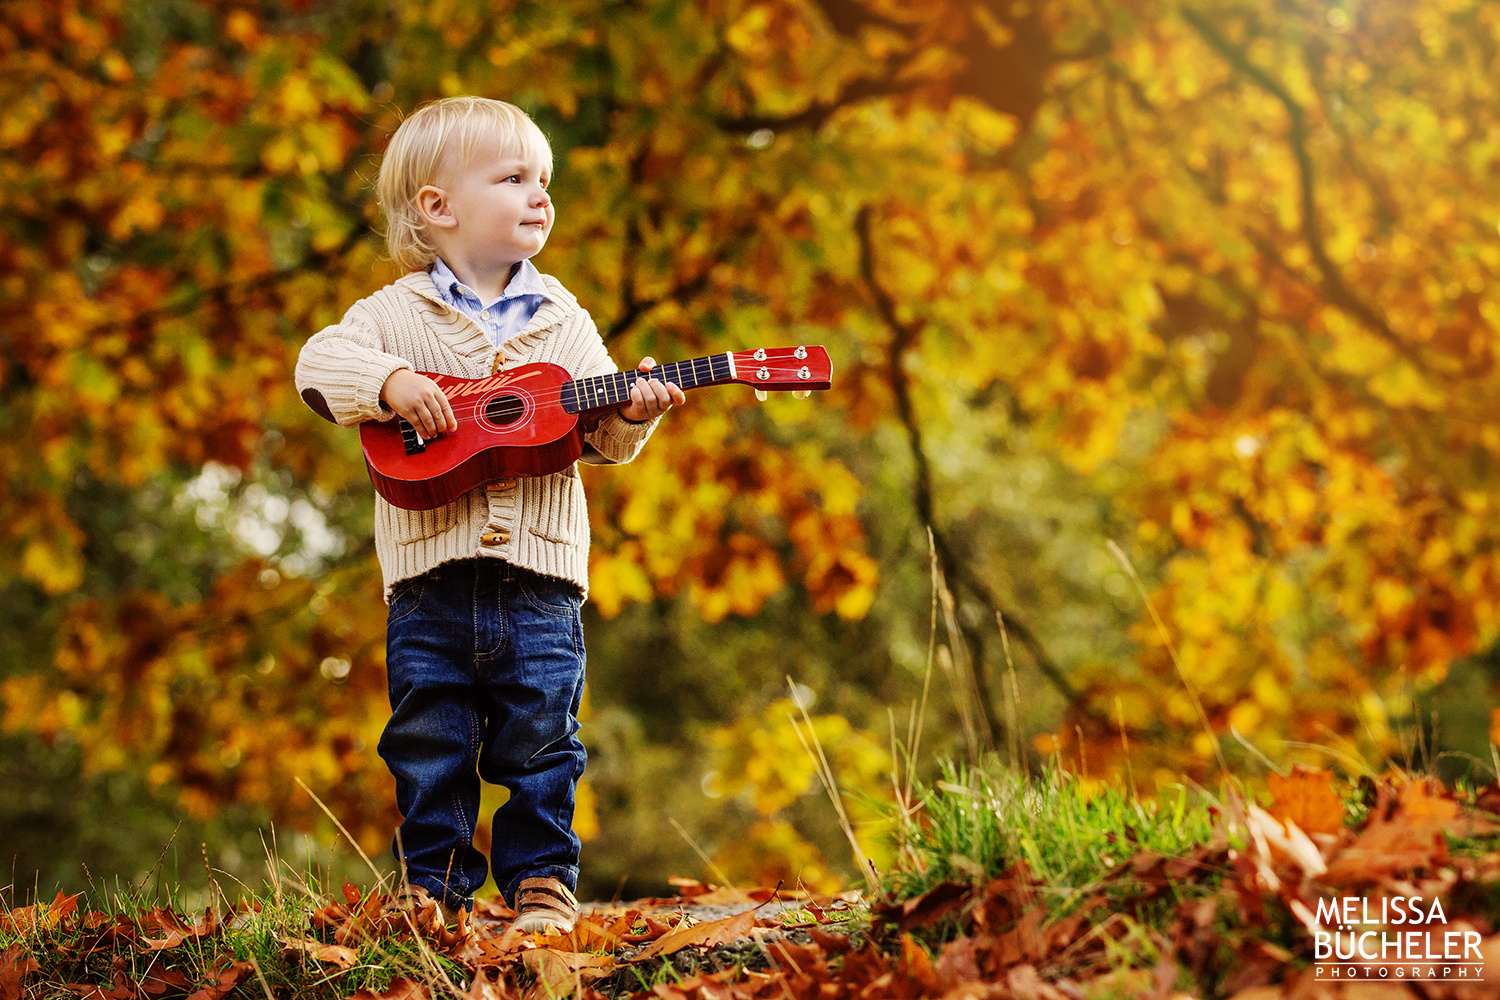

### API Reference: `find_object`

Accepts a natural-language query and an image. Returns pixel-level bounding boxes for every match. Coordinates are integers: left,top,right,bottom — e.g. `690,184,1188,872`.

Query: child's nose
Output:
533,188,550,207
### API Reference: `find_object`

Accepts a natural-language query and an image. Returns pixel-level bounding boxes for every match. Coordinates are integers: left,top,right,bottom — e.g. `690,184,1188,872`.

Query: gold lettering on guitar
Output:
451,376,498,398
494,370,540,387
446,371,540,398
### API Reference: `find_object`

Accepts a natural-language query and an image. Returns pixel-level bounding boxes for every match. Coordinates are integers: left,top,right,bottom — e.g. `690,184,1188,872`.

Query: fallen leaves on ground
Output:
5,772,1500,999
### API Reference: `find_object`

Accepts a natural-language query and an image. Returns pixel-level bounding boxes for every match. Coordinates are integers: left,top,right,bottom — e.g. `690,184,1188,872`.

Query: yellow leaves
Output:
586,544,653,619
704,698,891,890
21,535,84,595
12,503,86,595
710,699,887,817
687,535,785,624
1368,360,1445,409
950,98,1018,154
790,497,878,616
573,777,600,842
1250,670,1290,713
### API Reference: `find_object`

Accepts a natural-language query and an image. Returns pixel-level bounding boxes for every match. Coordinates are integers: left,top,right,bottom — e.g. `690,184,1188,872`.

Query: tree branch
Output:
854,205,1088,722
1181,8,1425,371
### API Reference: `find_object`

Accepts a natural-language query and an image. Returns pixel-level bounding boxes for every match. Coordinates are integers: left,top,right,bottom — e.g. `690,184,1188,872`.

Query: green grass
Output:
883,756,1224,914
0,871,470,1000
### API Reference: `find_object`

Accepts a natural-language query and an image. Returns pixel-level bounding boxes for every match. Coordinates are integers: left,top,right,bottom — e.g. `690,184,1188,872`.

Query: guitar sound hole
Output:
484,394,525,426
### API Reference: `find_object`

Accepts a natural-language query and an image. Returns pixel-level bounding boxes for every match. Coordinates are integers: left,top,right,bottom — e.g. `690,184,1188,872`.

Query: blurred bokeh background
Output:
4,0,1500,902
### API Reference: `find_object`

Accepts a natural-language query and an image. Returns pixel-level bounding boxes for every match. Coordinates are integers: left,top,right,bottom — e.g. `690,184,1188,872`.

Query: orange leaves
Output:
586,417,877,623
3,891,80,934
1267,766,1345,837
633,910,757,961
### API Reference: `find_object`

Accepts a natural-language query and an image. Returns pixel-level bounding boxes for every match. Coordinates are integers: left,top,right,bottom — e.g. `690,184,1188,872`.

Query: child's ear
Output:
417,185,457,228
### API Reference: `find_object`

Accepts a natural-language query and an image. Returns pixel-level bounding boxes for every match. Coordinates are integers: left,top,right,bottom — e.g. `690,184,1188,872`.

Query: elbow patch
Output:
301,388,338,424
578,443,616,466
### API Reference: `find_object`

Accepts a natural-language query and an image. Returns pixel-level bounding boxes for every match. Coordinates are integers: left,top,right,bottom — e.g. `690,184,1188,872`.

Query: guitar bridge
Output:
399,418,427,455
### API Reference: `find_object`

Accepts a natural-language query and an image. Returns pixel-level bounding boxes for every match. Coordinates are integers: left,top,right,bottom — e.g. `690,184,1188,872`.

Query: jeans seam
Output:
388,576,425,623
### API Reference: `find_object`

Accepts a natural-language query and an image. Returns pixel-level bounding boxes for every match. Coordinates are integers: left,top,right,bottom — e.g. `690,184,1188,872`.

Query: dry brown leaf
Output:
1268,767,1345,838
183,961,252,1000
874,881,972,933
1222,987,1285,999
898,935,935,993
667,876,715,897
1395,779,1460,827
348,977,431,1000
1006,964,1070,1000
462,970,510,1000
632,910,757,961
521,948,613,998
472,897,516,921
4,891,81,934
534,917,623,954
1322,819,1446,884
0,946,40,1000
279,935,359,969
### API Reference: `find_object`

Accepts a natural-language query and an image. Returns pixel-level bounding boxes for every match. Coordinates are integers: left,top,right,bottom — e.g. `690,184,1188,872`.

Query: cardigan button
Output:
480,531,510,546
490,479,517,491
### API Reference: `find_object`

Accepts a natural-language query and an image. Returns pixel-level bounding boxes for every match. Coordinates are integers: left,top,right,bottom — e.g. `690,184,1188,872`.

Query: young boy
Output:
294,97,684,933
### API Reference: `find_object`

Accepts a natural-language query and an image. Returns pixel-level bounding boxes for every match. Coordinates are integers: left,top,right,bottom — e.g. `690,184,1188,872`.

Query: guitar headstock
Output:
727,346,833,391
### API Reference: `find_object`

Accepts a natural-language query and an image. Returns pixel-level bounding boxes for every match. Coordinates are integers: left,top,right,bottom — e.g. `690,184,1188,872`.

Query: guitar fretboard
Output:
562,353,733,413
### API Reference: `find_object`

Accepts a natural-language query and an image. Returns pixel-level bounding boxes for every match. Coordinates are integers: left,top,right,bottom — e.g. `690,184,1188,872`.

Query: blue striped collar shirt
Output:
429,256,550,347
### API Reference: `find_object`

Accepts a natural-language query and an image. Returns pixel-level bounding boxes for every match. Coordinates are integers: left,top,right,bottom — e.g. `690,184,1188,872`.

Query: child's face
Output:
430,131,553,269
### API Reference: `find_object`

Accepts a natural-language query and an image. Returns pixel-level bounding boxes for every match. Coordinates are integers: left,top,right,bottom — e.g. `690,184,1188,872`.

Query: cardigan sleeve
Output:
572,313,659,465
294,299,413,427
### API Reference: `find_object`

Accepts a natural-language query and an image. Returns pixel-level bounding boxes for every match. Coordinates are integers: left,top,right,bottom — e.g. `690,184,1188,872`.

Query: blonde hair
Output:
377,97,554,272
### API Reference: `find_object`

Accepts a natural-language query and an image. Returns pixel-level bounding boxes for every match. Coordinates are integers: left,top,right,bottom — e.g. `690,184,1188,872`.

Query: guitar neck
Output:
562,353,735,414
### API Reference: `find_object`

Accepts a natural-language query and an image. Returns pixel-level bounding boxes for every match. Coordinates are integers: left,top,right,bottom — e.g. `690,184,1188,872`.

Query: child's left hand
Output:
621,356,686,422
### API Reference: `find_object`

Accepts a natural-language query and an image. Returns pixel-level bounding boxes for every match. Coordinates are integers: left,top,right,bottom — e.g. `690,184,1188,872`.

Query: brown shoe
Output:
511,877,579,934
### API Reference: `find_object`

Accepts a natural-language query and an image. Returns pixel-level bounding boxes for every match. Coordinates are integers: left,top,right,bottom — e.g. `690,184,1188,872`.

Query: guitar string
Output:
404,364,823,423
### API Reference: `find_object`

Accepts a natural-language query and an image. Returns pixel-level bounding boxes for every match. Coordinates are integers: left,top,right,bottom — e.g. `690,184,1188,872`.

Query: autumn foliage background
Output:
4,0,1500,900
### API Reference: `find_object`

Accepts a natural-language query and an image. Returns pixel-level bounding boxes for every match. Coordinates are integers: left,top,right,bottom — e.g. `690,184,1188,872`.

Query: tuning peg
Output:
755,389,768,402
792,390,811,400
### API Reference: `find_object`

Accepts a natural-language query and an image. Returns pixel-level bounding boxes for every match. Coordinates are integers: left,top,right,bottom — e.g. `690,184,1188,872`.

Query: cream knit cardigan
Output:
294,271,658,601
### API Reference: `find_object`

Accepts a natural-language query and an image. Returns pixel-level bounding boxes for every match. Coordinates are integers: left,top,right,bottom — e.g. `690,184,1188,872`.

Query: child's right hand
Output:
381,369,457,438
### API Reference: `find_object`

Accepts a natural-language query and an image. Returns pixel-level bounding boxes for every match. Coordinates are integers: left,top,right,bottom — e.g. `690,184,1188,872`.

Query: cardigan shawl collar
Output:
394,271,582,365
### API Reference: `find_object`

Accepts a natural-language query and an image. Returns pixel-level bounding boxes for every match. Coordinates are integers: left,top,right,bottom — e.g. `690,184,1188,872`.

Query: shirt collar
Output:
430,257,550,309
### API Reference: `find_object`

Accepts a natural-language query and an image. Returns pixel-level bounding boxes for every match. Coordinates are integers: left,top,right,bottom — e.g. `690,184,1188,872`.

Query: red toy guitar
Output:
360,346,833,510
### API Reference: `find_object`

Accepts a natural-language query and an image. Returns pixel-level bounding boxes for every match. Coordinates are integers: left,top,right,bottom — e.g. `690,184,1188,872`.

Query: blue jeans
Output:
379,559,586,909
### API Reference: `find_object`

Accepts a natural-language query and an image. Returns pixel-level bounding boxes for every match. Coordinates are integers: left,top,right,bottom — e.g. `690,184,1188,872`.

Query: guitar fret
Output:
561,352,751,414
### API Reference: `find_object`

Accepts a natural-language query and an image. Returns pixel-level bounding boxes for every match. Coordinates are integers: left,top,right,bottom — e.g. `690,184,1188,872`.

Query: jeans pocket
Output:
388,574,426,623
519,572,581,618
